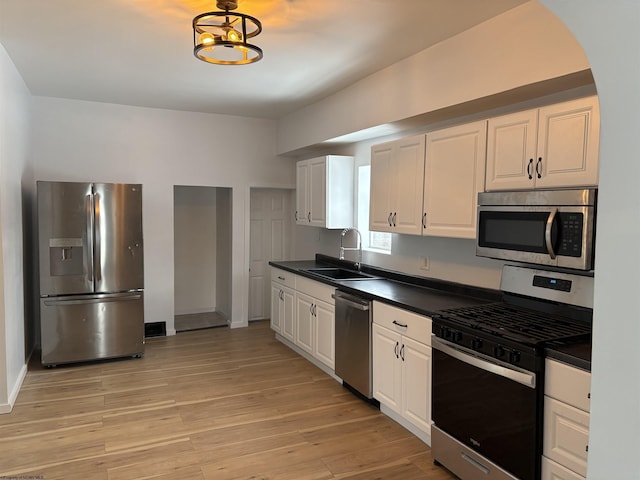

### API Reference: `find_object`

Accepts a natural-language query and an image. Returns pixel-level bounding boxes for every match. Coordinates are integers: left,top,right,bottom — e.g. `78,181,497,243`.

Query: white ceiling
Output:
0,0,529,119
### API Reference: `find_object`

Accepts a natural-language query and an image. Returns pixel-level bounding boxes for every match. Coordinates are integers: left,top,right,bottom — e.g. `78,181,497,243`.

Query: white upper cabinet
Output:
295,155,354,228
486,96,600,191
423,121,487,238
370,135,426,235
370,123,486,239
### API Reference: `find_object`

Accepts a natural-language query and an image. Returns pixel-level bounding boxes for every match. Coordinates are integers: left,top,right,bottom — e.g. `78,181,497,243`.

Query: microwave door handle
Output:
545,208,558,259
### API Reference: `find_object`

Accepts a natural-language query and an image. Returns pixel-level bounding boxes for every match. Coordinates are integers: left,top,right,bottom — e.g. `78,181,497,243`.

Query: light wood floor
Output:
0,321,456,480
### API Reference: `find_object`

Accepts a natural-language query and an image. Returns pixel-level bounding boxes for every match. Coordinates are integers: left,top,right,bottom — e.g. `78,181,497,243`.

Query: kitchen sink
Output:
306,267,378,281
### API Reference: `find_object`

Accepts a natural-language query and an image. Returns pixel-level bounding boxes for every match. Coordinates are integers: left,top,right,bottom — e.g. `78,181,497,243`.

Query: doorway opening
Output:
173,185,232,332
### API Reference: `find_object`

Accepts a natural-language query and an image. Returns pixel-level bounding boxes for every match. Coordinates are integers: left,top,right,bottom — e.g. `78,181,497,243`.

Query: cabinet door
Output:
281,286,296,343
314,299,335,369
307,157,327,226
370,143,395,233
543,396,590,477
270,284,282,333
536,97,600,188
295,293,314,355
424,121,487,238
541,456,585,480
401,336,432,434
486,109,538,191
393,135,425,235
372,324,402,413
295,161,310,224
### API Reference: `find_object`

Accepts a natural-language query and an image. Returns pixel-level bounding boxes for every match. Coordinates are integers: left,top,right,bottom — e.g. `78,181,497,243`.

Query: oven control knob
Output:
509,351,521,364
452,331,463,342
442,327,451,338
494,346,505,358
472,338,483,350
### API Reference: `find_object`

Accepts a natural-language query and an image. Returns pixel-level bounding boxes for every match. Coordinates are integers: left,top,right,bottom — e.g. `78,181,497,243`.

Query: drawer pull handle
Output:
460,452,490,475
392,320,408,328
277,276,285,280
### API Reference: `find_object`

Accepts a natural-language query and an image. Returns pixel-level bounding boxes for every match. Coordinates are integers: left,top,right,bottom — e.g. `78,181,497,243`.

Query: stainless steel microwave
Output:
476,189,597,271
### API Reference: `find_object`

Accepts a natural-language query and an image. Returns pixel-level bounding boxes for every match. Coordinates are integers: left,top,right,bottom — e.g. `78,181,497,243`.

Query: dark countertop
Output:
545,341,592,372
270,254,592,372
269,254,500,318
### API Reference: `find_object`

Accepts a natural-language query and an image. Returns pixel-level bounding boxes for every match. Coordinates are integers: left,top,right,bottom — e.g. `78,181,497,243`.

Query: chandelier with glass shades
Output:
193,0,263,65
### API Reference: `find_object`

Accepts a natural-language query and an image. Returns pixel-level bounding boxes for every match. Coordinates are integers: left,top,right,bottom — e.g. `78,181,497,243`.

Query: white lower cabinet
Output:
270,268,295,342
542,359,591,480
295,276,335,370
270,267,336,373
372,301,432,443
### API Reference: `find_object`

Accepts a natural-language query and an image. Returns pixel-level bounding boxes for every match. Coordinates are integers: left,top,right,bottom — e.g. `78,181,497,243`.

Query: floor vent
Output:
145,322,166,337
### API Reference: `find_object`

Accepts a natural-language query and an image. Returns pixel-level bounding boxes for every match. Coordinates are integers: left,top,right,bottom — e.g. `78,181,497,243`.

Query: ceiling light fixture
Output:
193,0,263,65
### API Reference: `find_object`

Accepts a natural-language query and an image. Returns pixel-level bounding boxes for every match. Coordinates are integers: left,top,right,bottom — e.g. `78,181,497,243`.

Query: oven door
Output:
476,205,594,270
432,337,540,480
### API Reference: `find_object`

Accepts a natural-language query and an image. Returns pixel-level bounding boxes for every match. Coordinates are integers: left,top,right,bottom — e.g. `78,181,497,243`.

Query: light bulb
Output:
226,29,241,42
198,32,215,46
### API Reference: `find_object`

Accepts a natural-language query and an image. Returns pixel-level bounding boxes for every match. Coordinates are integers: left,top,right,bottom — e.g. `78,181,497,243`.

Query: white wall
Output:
215,187,232,319
277,1,589,155
0,44,31,413
29,97,294,332
539,2,640,479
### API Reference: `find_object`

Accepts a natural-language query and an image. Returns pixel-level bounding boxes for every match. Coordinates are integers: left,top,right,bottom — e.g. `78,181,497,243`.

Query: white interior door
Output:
249,188,292,321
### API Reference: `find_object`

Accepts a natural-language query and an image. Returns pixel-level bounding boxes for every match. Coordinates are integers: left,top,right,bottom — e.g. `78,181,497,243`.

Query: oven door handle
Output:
545,208,558,259
433,337,536,389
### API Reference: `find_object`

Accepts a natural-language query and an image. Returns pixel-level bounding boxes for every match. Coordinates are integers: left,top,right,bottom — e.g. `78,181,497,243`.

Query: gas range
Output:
431,265,593,480
432,265,593,372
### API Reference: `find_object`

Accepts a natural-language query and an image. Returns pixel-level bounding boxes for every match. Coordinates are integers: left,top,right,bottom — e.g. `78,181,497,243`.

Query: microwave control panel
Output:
557,213,584,257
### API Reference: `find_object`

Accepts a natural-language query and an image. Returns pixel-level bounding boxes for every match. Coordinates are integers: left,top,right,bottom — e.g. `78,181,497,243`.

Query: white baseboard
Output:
274,333,341,383
379,403,432,446
0,362,28,414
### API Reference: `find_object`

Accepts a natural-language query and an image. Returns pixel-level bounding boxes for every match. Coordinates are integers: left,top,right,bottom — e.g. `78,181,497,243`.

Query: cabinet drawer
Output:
545,359,591,412
271,268,296,289
541,456,585,480
373,301,431,346
543,396,590,477
296,275,335,304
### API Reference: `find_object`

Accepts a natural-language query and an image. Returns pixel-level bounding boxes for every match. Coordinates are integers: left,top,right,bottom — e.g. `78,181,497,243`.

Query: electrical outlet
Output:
419,256,430,271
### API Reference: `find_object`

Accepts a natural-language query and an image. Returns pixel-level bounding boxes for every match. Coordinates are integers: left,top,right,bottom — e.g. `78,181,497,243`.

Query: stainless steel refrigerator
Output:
38,181,145,366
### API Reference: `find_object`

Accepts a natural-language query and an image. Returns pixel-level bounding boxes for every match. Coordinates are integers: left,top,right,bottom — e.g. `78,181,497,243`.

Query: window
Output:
357,165,392,253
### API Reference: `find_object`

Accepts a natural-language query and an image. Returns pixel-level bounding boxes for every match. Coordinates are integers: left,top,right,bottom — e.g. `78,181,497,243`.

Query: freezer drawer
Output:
40,292,144,366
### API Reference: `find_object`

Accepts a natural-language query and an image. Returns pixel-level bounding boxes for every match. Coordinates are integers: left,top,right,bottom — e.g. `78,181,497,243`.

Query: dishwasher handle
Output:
332,292,370,311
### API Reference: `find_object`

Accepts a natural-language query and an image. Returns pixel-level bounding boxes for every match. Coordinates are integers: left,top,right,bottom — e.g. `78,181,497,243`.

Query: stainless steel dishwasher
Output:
333,290,373,400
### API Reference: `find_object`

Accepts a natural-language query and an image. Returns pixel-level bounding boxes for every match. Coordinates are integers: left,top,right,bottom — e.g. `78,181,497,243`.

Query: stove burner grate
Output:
436,303,591,345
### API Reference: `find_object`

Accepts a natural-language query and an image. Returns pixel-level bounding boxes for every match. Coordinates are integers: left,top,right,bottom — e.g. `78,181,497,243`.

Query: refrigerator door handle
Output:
43,293,143,306
94,191,102,282
86,194,94,282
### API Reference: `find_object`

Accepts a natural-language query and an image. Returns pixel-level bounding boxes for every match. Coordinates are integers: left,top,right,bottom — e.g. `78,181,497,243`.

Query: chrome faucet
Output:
339,227,362,270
